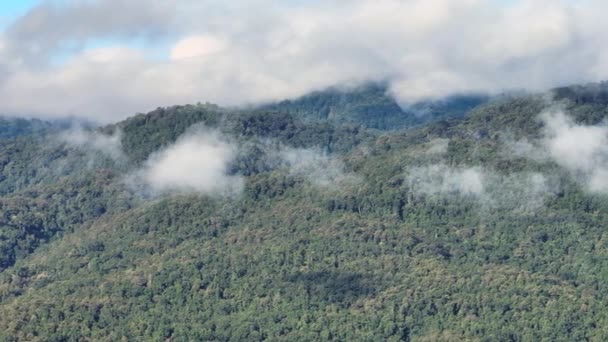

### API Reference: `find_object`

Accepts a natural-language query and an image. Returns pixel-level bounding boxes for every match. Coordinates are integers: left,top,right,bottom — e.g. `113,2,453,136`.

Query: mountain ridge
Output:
0,82,607,340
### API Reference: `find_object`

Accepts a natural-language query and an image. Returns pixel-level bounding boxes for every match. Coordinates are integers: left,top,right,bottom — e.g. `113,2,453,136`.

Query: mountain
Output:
261,83,489,130
0,83,608,341
0,117,57,139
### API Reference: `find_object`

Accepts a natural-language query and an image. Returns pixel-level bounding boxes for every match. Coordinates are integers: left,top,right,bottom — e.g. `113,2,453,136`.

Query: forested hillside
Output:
261,83,488,130
1,83,608,341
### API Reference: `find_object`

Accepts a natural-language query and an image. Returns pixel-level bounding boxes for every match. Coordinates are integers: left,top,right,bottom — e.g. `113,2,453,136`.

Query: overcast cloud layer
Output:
1,0,608,122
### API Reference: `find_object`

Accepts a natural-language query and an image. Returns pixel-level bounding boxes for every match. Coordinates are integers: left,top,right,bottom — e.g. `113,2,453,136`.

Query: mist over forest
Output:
2,1,608,341
0,81,606,340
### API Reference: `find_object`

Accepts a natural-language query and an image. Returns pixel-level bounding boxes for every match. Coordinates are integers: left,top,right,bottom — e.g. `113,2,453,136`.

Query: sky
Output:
0,0,607,123
0,0,38,29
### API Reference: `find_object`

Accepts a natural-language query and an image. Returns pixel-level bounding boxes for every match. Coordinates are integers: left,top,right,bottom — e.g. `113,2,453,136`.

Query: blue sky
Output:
0,0,171,63
0,0,38,14
0,0,39,29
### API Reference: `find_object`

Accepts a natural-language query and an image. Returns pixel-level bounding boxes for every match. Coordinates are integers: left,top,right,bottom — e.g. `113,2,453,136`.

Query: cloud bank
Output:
1,0,608,121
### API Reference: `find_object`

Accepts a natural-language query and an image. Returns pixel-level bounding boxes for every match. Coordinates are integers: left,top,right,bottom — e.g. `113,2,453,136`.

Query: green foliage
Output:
0,170,134,271
108,103,224,163
0,117,55,139
263,83,487,130
2,84,608,340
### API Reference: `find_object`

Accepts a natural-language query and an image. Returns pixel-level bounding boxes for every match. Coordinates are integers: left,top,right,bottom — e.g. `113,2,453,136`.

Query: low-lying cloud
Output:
487,172,553,212
425,138,450,156
62,124,357,196
502,109,608,194
407,164,485,197
541,110,608,193
279,147,359,188
59,126,124,161
406,163,553,212
132,129,243,196
502,135,549,163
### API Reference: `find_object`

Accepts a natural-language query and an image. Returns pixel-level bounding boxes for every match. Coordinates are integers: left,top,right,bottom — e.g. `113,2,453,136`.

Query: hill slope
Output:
261,83,488,130
0,84,608,341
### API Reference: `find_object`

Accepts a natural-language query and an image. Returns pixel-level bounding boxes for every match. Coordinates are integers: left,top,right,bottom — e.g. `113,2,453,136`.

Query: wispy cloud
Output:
406,163,554,212
502,135,548,162
500,108,608,194
425,138,450,155
407,164,485,197
540,110,608,193
279,147,359,188
59,125,124,161
4,0,172,63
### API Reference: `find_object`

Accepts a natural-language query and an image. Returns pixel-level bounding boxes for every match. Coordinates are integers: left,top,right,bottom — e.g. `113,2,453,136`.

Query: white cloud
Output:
134,129,243,195
279,147,359,188
540,110,608,193
4,0,173,64
1,0,608,121
59,125,124,161
170,34,226,60
502,135,548,162
500,109,608,195
406,163,553,211
408,164,485,197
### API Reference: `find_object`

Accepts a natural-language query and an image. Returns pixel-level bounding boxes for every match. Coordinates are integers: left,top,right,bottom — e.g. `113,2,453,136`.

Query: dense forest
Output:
1,82,608,341
261,83,488,130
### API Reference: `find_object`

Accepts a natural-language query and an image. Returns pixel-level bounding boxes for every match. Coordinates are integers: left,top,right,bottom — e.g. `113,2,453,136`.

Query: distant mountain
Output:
0,117,56,139
262,83,489,130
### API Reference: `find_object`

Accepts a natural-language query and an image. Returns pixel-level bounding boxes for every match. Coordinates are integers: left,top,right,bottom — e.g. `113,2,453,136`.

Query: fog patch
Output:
406,164,554,212
502,135,548,162
407,164,484,197
541,110,608,193
487,172,554,213
130,128,243,196
425,138,450,155
279,147,360,188
58,126,124,162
